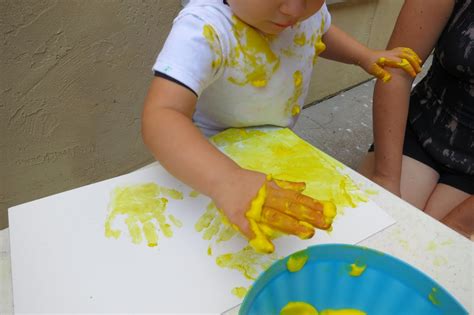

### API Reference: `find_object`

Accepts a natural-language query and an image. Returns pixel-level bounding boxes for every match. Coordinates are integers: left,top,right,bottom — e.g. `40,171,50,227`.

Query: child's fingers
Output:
272,178,306,192
402,47,422,64
260,206,315,239
401,54,422,73
371,63,392,82
247,218,275,253
378,58,417,78
265,186,331,229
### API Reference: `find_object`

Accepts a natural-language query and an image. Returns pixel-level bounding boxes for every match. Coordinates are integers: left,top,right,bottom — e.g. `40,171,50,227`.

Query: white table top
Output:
1,166,473,314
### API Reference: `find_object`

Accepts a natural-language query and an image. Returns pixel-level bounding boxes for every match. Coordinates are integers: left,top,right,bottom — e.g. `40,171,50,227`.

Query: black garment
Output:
368,124,474,194
408,0,474,178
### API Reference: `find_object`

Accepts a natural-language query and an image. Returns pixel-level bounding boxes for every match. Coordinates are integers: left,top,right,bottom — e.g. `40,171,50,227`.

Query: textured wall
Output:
1,0,180,228
1,0,402,229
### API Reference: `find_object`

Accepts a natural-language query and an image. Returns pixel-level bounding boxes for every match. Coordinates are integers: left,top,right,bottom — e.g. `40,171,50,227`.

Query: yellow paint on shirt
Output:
203,24,222,70
287,252,309,272
294,32,307,46
216,246,278,280
227,16,280,87
104,183,183,247
313,16,327,64
285,70,304,116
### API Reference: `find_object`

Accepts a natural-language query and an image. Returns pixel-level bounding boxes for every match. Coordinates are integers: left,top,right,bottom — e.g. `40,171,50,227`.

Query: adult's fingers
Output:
260,206,315,239
370,63,391,82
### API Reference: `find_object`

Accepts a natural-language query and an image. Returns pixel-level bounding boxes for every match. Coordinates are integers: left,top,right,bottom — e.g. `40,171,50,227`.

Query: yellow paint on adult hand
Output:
287,252,309,272
280,302,318,315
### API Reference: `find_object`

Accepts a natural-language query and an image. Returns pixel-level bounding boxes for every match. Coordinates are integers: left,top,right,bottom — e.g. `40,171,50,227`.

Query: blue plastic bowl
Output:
240,244,467,315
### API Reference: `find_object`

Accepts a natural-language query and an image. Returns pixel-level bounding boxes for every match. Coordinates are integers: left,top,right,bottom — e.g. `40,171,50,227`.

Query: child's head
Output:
227,0,325,34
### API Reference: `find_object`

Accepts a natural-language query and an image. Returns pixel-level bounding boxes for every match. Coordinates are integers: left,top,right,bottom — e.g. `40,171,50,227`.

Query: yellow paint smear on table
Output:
216,246,278,280
227,16,280,87
211,128,368,211
287,252,309,272
104,183,183,247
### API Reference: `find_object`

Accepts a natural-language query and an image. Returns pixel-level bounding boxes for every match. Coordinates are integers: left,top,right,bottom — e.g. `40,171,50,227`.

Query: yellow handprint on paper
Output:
105,183,183,247
195,202,238,254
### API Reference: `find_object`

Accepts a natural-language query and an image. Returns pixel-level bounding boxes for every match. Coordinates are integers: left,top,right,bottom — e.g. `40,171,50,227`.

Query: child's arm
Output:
142,77,333,252
369,0,454,194
319,24,421,82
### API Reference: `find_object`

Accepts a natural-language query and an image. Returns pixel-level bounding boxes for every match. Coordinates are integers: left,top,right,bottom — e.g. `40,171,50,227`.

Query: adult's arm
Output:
371,0,454,194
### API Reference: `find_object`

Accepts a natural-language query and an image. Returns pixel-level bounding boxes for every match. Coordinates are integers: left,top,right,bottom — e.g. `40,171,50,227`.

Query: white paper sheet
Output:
8,129,395,313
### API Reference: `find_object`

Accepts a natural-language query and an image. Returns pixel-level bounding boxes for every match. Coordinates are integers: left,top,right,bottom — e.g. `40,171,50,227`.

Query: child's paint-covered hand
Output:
212,169,336,254
363,47,422,82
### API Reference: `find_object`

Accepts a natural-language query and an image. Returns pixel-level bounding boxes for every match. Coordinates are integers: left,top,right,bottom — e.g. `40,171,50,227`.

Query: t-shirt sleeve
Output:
152,13,224,96
321,2,332,34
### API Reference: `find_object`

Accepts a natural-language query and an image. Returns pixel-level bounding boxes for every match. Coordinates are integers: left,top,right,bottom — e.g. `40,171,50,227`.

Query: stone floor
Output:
294,56,432,169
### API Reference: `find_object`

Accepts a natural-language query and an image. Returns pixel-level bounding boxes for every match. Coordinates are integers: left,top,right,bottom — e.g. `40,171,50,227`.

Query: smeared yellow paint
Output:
428,287,441,305
294,32,307,46
281,302,318,315
349,262,367,276
227,16,280,87
168,214,182,228
285,70,304,115
287,252,309,272
313,16,327,64
216,246,278,280
212,128,267,147
203,24,222,70
189,190,200,198
320,309,366,315
105,183,183,247
291,105,301,116
246,178,275,253
231,286,248,299
210,128,368,212
195,202,237,243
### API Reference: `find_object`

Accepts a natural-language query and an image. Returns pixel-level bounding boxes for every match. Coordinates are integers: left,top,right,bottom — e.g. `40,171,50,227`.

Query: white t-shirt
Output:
153,0,331,136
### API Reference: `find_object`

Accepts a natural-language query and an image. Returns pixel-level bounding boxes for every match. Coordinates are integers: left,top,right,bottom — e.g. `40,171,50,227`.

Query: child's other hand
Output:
211,169,335,253
362,47,422,82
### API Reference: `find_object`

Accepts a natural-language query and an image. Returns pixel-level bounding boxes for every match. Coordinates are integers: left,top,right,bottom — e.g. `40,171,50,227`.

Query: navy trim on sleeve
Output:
154,71,198,97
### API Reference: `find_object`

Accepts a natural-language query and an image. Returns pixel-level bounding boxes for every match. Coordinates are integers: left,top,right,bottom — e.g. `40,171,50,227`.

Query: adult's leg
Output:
424,184,470,219
400,155,439,209
439,195,474,239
